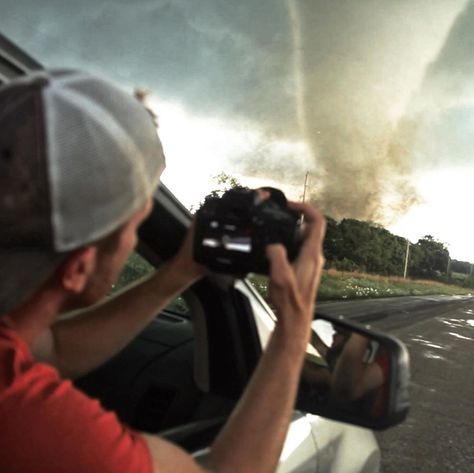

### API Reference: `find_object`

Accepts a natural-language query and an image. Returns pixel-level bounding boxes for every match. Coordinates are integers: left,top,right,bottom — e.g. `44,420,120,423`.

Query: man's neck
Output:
4,288,63,347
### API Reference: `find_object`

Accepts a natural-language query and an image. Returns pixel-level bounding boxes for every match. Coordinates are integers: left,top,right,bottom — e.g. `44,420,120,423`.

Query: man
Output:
0,70,326,473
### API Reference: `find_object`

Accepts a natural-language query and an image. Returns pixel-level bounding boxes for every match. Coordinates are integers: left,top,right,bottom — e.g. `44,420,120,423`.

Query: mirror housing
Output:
296,313,410,430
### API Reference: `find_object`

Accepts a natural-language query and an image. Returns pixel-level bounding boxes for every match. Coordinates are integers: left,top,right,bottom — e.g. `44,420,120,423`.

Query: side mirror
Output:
297,313,410,430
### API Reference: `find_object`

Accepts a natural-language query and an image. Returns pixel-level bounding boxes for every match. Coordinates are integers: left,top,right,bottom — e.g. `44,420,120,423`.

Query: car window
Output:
113,252,190,316
112,252,154,292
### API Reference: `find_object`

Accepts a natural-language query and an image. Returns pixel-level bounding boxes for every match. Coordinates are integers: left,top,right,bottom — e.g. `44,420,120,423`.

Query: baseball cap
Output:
0,70,166,314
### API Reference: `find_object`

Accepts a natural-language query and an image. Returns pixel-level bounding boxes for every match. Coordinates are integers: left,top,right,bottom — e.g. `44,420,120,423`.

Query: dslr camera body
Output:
193,187,303,276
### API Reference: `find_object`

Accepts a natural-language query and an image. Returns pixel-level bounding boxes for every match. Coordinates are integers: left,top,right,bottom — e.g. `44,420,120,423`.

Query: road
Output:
318,295,474,473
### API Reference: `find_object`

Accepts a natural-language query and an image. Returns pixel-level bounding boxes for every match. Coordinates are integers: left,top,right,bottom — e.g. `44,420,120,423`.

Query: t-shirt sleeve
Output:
0,361,153,473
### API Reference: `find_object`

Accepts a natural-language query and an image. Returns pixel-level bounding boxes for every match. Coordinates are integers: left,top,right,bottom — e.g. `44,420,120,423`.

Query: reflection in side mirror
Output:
297,314,410,430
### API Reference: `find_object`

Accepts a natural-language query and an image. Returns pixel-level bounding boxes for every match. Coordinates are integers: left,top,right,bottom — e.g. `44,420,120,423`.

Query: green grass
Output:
249,270,473,302
114,255,472,304
112,252,154,293
111,253,190,315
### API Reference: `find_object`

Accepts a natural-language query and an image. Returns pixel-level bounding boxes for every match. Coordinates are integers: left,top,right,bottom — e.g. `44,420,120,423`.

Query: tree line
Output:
324,217,474,287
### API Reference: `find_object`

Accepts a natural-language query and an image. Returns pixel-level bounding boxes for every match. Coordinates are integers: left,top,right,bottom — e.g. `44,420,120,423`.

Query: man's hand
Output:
182,201,327,473
168,220,207,285
266,202,326,339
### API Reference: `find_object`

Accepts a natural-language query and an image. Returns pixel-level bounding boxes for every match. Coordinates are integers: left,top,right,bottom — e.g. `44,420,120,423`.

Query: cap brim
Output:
0,250,64,315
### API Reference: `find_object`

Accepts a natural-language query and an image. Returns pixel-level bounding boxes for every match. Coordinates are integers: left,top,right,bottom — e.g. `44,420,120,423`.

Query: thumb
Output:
266,244,294,288
266,243,287,269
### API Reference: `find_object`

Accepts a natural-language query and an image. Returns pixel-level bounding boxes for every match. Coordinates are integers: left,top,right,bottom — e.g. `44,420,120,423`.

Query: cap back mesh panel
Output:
43,72,165,251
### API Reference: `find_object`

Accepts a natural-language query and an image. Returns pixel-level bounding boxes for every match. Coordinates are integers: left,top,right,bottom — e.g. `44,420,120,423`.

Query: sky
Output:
2,0,474,261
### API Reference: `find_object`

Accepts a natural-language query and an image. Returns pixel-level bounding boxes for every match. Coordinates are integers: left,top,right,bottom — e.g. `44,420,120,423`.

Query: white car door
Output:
191,412,317,473
276,412,318,473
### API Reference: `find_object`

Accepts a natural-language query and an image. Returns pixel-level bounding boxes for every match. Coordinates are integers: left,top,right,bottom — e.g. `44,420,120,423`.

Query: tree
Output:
451,259,471,275
323,218,409,276
410,235,450,278
190,172,243,213
323,216,343,262
208,172,242,198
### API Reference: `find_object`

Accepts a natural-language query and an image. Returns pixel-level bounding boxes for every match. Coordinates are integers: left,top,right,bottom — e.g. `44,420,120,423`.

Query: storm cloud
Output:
1,0,297,132
1,0,473,222
397,0,474,171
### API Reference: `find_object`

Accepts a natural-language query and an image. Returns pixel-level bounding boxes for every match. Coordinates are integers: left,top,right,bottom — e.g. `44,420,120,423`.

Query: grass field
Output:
250,269,473,301
117,253,473,302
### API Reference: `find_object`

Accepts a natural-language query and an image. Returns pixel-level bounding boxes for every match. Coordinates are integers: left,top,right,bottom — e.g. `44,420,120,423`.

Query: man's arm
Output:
143,202,326,473
331,334,384,401
33,230,205,379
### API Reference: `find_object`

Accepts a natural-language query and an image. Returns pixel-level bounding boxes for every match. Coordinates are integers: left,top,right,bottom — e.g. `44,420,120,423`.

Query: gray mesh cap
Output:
0,70,166,314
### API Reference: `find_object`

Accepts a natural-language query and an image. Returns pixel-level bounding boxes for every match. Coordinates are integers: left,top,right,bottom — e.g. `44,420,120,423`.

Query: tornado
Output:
288,0,468,222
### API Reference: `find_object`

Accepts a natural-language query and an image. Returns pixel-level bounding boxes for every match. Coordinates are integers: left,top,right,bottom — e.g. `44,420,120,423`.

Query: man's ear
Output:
60,246,98,294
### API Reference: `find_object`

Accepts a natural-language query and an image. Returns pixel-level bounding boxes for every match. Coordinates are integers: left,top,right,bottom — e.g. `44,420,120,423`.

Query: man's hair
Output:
0,70,165,314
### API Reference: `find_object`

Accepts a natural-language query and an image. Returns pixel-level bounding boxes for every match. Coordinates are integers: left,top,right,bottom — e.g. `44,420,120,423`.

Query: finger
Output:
266,243,289,276
255,188,271,201
289,201,325,237
287,202,326,256
288,201,322,225
174,217,208,278
266,244,305,315
266,244,296,290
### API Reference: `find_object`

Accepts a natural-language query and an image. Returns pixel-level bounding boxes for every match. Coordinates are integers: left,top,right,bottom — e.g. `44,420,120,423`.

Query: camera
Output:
193,187,303,276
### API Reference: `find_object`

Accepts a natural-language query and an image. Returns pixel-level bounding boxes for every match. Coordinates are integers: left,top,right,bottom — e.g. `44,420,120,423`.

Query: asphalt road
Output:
319,296,474,473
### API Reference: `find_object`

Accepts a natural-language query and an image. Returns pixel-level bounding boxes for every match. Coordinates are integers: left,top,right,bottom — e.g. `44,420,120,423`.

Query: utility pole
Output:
302,171,309,203
301,172,310,223
446,256,451,276
403,239,410,279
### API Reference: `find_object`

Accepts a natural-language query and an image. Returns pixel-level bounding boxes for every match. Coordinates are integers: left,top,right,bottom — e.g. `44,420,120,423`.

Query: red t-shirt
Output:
0,323,152,473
